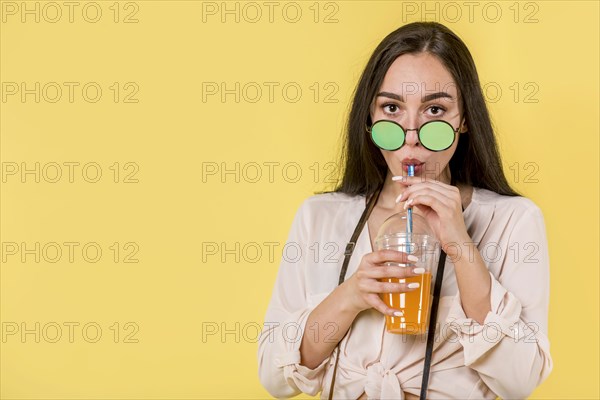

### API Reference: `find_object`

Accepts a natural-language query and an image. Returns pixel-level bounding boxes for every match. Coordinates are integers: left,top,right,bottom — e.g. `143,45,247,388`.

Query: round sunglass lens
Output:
419,121,455,151
371,121,405,151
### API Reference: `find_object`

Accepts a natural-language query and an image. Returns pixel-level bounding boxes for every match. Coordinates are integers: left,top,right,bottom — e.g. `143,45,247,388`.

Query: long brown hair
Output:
332,21,518,197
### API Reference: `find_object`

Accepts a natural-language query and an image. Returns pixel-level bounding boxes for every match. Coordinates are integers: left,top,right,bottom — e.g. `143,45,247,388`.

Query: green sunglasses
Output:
367,119,462,152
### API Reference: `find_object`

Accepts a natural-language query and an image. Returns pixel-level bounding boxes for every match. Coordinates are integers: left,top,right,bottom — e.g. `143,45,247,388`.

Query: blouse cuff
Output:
445,271,523,365
275,308,331,395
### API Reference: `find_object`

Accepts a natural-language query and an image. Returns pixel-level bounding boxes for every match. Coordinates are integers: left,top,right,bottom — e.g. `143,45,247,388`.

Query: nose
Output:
401,114,420,147
404,127,419,147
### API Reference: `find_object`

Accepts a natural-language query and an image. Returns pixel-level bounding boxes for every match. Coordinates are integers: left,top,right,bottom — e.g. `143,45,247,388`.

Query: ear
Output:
459,118,468,133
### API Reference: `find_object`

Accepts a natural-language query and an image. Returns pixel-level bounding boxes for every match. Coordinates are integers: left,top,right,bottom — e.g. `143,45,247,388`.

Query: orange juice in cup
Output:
375,212,440,335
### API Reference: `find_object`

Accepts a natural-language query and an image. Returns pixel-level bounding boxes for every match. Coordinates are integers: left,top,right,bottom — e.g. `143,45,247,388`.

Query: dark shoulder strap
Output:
421,175,458,398
419,250,447,400
338,186,383,285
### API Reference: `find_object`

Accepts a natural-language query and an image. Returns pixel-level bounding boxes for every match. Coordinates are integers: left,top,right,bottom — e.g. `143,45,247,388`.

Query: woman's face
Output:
369,52,467,182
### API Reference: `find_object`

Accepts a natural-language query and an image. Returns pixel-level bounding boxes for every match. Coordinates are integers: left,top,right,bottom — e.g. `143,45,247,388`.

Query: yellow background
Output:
1,1,598,398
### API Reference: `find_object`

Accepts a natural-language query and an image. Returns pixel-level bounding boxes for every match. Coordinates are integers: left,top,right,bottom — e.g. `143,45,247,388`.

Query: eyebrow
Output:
376,91,455,102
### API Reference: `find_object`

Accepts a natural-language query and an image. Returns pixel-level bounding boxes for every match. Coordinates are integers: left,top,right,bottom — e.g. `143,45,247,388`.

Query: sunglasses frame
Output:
367,119,462,152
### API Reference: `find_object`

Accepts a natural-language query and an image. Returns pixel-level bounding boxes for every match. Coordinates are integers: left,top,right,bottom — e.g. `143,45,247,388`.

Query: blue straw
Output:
407,165,414,236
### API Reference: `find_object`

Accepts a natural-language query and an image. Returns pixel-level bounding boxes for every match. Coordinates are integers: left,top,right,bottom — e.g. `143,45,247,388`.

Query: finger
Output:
413,179,458,195
359,279,421,295
366,294,403,317
400,186,450,204
361,264,425,279
367,249,418,265
407,193,453,216
392,175,447,187
410,187,454,207
396,182,456,204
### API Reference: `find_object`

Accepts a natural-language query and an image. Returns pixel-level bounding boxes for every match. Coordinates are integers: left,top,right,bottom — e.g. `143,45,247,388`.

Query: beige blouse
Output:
258,187,553,399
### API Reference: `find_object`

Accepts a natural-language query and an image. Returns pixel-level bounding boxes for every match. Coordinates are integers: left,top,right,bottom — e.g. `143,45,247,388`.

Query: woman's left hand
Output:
394,176,470,254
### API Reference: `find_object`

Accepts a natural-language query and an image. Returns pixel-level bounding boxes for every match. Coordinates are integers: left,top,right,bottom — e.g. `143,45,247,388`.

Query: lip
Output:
401,158,424,165
400,159,425,174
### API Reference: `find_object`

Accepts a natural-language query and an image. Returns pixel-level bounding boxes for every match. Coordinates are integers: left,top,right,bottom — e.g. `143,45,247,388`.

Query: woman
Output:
258,21,552,399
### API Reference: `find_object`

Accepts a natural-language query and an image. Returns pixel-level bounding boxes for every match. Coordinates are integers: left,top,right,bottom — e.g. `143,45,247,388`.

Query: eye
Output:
426,105,446,116
382,103,399,116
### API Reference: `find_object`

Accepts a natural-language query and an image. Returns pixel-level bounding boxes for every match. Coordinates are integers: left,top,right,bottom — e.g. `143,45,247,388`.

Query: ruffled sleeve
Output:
445,202,553,399
257,199,331,398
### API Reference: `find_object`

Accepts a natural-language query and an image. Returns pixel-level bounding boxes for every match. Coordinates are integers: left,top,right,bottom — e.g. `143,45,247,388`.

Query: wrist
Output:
441,232,472,262
336,279,365,317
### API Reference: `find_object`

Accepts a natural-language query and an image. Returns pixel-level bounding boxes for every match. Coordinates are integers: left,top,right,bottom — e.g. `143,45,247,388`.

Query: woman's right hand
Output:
342,250,424,316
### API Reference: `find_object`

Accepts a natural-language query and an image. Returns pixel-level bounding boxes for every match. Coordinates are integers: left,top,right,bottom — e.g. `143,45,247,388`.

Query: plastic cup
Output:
375,213,440,335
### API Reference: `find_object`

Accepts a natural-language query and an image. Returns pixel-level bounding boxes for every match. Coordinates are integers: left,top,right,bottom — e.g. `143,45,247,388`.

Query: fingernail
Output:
413,267,425,274
392,176,405,181
393,311,404,317
408,283,420,289
403,199,412,210
395,194,403,204
407,255,418,262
